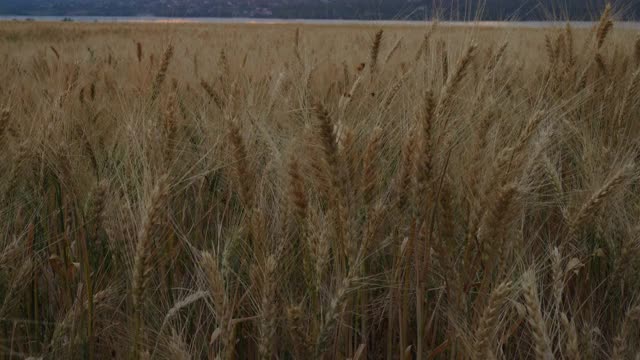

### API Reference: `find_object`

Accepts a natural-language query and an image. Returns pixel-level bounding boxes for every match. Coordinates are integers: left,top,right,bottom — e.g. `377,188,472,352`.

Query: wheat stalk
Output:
383,37,403,66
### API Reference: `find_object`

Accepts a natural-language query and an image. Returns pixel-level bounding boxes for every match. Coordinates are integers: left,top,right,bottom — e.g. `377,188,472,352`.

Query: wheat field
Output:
1,6,640,359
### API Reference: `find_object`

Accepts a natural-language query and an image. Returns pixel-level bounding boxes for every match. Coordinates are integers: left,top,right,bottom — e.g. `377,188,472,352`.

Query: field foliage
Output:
1,7,640,359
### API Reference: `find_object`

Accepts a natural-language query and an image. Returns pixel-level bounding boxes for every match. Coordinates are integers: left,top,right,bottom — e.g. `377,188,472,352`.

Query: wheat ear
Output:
259,255,278,358
315,276,354,357
0,108,9,144
361,127,383,204
136,42,143,62
634,37,640,68
288,157,307,221
228,123,253,207
561,313,580,360
570,165,630,234
436,43,477,119
132,175,170,356
595,4,613,49
522,271,553,360
150,44,174,101
616,68,640,127
287,305,311,358
370,29,383,75
612,305,640,359
474,281,512,357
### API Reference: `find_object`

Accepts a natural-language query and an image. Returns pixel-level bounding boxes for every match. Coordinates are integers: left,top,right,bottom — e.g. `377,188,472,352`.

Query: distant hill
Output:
1,0,639,21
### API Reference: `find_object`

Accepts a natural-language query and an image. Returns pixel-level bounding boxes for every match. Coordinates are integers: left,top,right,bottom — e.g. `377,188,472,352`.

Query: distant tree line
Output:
1,0,638,21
